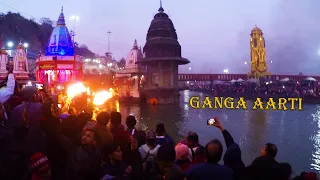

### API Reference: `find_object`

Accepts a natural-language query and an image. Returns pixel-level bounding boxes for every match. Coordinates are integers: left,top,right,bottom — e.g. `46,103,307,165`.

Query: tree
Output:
117,58,126,68
40,17,53,26
80,44,88,49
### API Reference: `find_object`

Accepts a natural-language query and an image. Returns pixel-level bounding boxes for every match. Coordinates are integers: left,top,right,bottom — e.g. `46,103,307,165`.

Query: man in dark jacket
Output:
186,139,233,180
42,101,102,180
212,117,245,180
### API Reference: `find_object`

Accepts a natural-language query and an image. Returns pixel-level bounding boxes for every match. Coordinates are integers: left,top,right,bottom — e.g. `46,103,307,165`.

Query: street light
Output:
244,61,248,65
7,41,13,48
23,43,29,48
223,69,229,74
70,15,80,22
70,15,80,43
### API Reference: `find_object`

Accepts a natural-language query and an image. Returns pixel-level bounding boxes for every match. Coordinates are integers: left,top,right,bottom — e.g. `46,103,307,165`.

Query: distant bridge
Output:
178,74,320,82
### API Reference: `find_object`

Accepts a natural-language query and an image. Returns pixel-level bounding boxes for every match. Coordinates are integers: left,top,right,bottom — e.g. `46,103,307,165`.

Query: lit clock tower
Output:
248,25,270,78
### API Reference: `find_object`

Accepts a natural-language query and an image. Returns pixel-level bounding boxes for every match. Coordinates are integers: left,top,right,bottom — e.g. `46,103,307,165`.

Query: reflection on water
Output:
311,106,320,171
95,90,320,175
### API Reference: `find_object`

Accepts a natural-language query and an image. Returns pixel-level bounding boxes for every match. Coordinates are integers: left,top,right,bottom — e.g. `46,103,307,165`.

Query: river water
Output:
116,90,320,175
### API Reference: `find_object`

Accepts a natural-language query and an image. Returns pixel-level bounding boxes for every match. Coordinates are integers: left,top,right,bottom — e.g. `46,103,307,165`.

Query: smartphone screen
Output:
131,129,135,136
207,118,216,126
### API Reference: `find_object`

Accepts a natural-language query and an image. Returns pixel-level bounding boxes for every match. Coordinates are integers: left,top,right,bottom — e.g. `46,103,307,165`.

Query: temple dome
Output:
143,5,181,58
125,39,143,68
140,4,189,65
45,7,74,56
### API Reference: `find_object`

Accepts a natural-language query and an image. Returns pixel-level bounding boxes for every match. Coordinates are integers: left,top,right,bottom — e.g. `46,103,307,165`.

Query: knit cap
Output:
30,152,51,177
175,143,190,161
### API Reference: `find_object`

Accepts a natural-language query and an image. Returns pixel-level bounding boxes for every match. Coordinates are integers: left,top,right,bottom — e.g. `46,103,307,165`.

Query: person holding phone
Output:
210,117,245,180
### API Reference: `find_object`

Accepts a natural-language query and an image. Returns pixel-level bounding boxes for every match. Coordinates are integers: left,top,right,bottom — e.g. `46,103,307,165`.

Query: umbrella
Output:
280,78,290,82
304,77,317,81
236,78,245,82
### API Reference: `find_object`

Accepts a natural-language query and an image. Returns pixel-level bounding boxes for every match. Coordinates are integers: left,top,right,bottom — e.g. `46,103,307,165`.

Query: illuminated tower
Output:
248,25,270,78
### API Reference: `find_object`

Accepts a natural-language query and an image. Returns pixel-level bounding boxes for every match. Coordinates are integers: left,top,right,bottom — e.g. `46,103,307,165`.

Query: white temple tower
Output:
0,39,8,76
13,40,29,78
115,39,143,100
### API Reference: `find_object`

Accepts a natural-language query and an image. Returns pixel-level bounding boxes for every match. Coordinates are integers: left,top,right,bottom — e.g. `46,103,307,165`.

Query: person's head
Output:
110,111,121,127
103,142,122,163
175,143,190,161
126,115,136,129
261,143,277,158
186,132,199,147
96,111,110,126
81,128,101,147
68,107,77,116
205,139,223,163
22,86,38,102
157,144,176,173
78,112,92,129
156,123,166,136
146,130,157,145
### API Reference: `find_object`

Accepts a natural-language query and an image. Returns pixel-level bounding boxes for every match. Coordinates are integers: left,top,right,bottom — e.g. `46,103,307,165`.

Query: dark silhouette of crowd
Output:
0,73,319,179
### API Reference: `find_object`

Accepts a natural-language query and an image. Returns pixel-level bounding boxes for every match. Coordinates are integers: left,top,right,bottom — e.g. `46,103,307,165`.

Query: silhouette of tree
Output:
0,12,96,57
80,44,88,49
117,58,126,68
39,17,53,26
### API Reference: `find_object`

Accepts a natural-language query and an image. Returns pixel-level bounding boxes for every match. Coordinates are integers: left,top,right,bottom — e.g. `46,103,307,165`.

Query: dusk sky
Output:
1,0,320,74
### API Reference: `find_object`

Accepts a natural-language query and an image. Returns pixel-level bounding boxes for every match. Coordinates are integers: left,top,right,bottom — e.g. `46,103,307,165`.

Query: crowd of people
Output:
0,68,319,179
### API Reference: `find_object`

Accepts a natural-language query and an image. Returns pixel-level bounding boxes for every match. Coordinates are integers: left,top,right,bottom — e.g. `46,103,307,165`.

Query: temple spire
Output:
133,39,138,48
57,6,66,25
158,0,164,12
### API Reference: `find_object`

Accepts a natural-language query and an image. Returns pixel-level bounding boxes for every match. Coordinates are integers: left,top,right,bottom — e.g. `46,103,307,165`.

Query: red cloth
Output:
304,172,318,180
109,124,130,154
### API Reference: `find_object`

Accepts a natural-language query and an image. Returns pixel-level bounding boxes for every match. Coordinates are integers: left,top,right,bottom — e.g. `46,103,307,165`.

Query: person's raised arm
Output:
212,117,235,148
0,73,15,104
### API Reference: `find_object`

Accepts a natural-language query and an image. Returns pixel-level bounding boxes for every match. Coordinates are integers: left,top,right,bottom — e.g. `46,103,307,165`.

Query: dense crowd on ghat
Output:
0,67,319,180
190,79,320,100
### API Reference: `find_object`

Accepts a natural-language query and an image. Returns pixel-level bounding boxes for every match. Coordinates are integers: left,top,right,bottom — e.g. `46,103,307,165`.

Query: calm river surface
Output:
117,90,320,175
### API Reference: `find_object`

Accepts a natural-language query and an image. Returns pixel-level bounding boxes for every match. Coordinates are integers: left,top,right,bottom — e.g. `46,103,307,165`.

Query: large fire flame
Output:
93,88,114,106
67,82,88,99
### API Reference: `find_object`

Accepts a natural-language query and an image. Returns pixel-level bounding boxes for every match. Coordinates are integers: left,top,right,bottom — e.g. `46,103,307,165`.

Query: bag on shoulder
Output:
142,150,158,180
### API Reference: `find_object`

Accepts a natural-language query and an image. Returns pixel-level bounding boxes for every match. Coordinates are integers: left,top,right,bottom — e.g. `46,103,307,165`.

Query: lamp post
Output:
23,42,29,55
223,69,229,74
107,31,111,55
70,15,80,43
7,41,13,48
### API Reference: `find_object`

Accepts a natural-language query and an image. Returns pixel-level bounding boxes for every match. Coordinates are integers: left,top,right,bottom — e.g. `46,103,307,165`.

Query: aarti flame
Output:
93,88,114,106
67,82,88,99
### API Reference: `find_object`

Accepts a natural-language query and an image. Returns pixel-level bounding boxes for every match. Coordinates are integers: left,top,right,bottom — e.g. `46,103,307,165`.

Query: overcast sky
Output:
1,0,320,74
